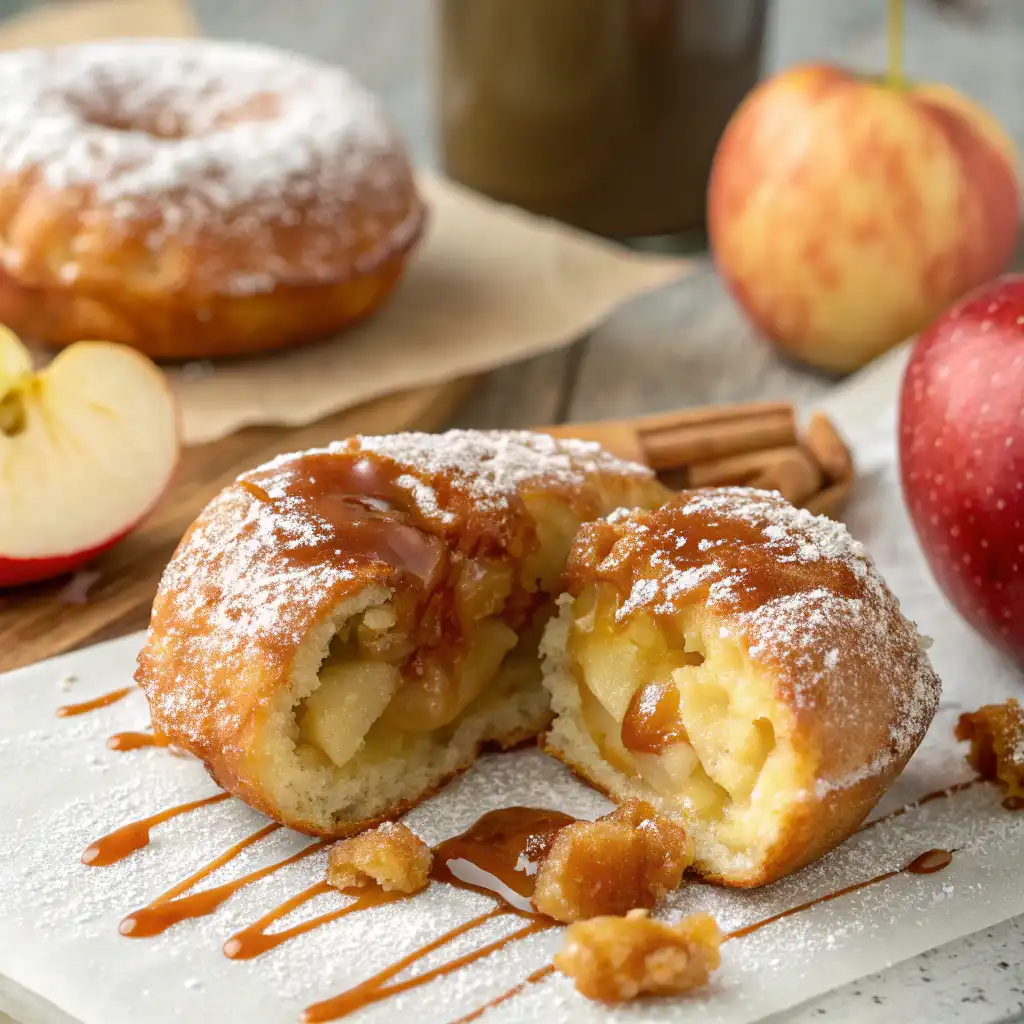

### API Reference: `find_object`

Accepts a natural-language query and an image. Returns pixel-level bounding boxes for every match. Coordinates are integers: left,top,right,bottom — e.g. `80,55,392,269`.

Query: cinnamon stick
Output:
642,407,796,470
534,400,852,520
804,412,854,483
688,445,804,488
749,449,824,506
804,479,854,519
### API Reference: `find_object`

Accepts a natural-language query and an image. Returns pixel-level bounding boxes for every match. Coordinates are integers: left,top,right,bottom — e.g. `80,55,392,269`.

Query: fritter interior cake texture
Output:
541,488,941,886
136,430,669,836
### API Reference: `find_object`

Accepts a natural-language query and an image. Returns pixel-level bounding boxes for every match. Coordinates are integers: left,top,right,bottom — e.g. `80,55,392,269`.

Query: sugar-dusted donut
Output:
135,430,672,835
540,488,941,886
0,40,425,359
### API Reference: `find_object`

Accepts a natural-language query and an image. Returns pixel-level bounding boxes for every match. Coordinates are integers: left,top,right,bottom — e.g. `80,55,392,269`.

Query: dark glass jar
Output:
438,0,768,246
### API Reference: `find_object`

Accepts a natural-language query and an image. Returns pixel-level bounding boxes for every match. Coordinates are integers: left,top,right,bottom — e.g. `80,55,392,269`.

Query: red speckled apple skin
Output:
899,274,1024,669
0,533,128,588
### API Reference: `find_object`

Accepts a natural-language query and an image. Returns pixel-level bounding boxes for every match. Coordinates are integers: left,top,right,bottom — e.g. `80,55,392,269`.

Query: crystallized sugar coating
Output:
0,39,421,293
567,488,942,794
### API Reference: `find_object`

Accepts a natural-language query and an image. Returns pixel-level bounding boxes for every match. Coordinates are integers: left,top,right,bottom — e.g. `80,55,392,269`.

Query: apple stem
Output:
888,0,905,87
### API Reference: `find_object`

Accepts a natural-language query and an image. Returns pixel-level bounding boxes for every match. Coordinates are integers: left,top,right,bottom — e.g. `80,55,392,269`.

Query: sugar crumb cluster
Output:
326,821,432,894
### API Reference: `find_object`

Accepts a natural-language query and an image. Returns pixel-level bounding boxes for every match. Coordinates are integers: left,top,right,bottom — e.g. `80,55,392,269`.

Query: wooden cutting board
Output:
0,377,475,673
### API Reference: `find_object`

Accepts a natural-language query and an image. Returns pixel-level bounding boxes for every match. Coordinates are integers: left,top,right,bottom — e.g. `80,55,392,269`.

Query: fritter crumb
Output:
956,699,1024,808
554,908,721,1002
326,821,432,893
532,798,693,922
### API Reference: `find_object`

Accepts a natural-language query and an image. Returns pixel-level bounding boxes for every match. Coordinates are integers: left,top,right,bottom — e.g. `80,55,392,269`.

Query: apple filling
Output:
286,545,568,822
548,583,806,868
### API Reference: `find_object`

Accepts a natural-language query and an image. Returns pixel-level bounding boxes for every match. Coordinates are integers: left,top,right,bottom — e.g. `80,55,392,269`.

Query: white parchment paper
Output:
1,347,1023,1024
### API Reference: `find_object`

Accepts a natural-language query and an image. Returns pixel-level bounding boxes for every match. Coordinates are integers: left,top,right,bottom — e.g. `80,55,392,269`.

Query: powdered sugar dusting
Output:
351,431,653,515
0,39,420,293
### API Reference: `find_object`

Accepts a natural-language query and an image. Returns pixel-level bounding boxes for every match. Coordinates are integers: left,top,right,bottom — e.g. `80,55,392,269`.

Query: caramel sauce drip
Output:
86,788,971,1023
223,880,404,960
244,445,546,696
856,780,980,834
56,686,133,718
301,912,554,1024
107,731,172,752
248,453,450,587
295,807,571,1022
450,963,555,1024
121,831,326,939
724,848,955,942
565,493,863,624
906,848,953,875
430,806,576,904
620,679,685,754
81,792,230,867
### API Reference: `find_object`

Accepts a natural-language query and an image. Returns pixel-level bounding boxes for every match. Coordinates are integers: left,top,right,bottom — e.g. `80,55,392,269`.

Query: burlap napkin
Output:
4,0,693,446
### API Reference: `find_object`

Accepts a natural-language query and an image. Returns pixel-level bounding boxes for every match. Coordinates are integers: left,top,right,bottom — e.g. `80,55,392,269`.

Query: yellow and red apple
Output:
708,63,1020,374
0,328,178,586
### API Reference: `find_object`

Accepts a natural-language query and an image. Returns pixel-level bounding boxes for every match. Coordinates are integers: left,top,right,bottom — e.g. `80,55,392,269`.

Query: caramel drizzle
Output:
454,848,957,1023
449,964,555,1024
56,686,134,718
83,783,983,1023
723,847,955,942
81,793,231,867
107,730,172,752
855,779,980,834
223,880,404,960
121,830,327,939
302,913,555,1024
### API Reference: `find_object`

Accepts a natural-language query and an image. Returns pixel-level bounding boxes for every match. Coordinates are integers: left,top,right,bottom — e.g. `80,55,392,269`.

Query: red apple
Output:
899,274,1024,666
0,328,179,586
709,63,1020,374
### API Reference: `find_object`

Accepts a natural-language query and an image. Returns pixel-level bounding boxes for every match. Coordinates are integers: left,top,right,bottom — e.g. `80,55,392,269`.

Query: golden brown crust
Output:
136,430,670,834
0,243,421,360
956,699,1024,806
0,40,425,359
548,487,941,886
532,799,693,922
326,821,432,893
554,909,721,1002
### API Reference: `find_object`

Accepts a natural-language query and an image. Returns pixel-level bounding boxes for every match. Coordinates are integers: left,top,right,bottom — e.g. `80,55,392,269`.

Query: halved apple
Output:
0,327,179,587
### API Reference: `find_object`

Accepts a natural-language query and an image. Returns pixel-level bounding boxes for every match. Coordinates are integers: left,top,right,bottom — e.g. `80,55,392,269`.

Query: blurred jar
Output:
438,0,768,247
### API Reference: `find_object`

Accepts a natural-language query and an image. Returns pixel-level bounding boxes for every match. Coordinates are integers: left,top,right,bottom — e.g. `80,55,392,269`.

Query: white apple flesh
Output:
0,330,179,587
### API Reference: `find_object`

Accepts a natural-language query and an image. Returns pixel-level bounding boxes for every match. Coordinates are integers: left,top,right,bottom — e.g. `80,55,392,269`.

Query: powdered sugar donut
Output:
0,39,425,358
